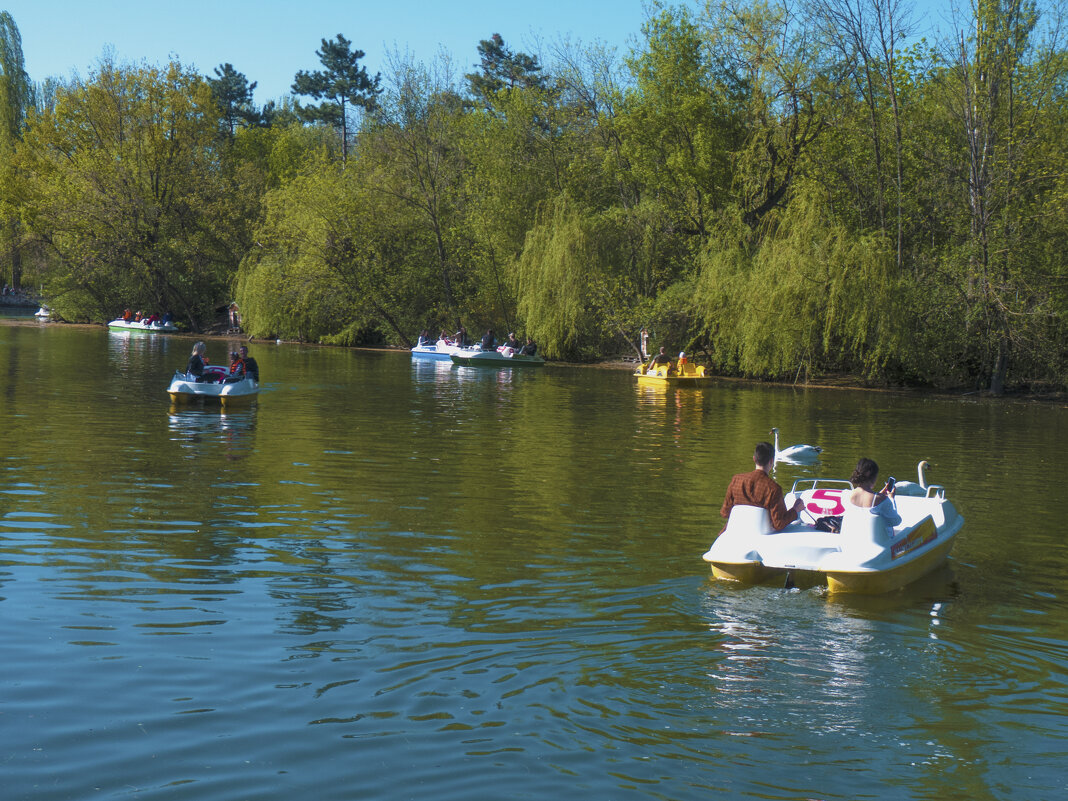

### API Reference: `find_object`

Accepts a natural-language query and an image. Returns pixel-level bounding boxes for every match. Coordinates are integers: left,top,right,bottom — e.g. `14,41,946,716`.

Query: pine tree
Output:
292,34,381,163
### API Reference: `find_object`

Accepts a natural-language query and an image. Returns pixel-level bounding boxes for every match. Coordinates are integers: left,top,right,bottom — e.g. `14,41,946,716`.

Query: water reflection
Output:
167,408,257,460
4,322,1068,801
409,357,454,383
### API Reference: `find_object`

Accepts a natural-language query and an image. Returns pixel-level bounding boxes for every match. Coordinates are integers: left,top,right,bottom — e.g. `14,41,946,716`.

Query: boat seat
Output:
725,504,775,536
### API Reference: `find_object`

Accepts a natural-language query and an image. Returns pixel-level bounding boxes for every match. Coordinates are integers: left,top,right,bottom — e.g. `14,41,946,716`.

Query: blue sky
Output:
1,0,652,103
3,0,963,104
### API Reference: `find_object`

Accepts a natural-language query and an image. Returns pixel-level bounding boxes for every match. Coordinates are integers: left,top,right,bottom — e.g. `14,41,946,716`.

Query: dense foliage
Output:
1,1,1065,393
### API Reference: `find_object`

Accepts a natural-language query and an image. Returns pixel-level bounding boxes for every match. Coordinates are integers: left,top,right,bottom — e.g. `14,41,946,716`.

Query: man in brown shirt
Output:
720,441,804,531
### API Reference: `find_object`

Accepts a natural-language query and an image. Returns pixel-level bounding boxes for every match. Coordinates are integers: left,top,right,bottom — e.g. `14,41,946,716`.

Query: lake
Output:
2,321,1065,801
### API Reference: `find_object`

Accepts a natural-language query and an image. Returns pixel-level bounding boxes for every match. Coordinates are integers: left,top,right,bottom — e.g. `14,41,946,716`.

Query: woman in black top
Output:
187,341,208,380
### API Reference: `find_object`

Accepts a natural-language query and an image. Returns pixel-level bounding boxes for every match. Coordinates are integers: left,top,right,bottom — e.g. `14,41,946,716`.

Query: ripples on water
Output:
1,326,1066,800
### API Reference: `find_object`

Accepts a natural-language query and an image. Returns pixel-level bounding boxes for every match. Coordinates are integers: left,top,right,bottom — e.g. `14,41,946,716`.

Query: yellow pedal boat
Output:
634,358,712,386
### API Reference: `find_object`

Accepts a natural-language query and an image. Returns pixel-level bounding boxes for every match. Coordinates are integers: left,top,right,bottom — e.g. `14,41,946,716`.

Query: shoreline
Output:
6,318,1065,406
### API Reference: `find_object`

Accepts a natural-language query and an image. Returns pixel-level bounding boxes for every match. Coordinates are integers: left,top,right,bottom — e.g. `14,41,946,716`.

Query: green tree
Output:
17,58,255,328
934,0,1066,393
237,161,431,345
208,62,260,135
368,53,468,317
292,34,381,163
465,33,545,105
0,10,32,290
618,6,742,241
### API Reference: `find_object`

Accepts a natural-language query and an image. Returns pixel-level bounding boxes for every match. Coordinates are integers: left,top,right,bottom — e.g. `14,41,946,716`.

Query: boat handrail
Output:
925,484,946,499
789,478,854,493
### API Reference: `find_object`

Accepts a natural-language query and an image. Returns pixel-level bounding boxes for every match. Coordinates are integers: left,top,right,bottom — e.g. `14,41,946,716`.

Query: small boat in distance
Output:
634,357,712,386
109,317,178,333
167,366,258,407
703,476,964,594
450,349,545,367
411,338,481,361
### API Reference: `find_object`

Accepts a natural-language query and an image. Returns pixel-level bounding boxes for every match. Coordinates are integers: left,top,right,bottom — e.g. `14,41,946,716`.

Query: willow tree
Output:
17,59,250,327
695,183,906,380
237,160,435,345
0,11,31,290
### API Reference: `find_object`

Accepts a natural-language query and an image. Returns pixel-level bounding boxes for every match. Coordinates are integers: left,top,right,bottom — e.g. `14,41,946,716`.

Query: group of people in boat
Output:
720,441,900,534
122,308,172,326
185,341,259,383
645,347,692,375
418,327,538,357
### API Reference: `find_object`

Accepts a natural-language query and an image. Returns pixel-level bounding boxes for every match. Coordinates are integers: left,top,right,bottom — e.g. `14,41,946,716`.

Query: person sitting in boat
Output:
501,332,520,355
134,310,143,322
847,458,901,527
647,347,674,374
519,337,537,357
161,311,173,326
438,328,452,345
417,330,433,347
122,308,133,322
225,350,246,382
481,329,496,351
238,345,259,382
187,341,212,382
720,441,804,533
144,312,159,325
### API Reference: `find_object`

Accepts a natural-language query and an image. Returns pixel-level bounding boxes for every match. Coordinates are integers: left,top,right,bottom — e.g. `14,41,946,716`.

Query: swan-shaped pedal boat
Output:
703,478,964,594
167,366,259,407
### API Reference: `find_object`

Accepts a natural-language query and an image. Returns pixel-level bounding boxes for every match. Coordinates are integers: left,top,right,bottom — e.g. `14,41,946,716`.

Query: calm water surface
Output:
1,323,1066,801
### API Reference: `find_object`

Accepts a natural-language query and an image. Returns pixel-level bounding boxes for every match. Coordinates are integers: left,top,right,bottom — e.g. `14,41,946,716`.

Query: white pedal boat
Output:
167,367,258,407
703,478,964,594
109,318,178,333
411,338,481,361
449,348,545,367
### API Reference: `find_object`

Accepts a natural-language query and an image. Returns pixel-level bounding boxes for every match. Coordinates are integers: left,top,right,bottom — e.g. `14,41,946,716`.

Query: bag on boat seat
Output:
814,515,842,533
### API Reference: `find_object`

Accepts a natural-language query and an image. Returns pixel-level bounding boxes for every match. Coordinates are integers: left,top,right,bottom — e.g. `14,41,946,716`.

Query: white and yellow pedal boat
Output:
703,478,964,594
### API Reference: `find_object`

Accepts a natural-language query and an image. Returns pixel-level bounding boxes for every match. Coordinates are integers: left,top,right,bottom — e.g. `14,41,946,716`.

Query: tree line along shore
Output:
1,3,1065,396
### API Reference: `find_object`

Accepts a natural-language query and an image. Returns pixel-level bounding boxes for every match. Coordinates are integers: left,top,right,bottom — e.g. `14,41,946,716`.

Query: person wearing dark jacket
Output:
238,346,259,382
187,341,208,381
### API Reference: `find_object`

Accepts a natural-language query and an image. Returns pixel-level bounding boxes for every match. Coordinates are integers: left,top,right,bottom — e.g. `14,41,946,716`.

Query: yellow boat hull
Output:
634,361,712,385
824,535,955,594
705,496,963,595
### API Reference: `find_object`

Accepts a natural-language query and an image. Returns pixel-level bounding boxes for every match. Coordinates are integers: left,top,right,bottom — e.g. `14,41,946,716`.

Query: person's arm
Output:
720,477,738,519
873,495,902,527
768,486,802,530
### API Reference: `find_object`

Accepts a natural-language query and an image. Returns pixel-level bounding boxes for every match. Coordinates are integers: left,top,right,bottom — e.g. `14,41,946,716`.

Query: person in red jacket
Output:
720,441,804,532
